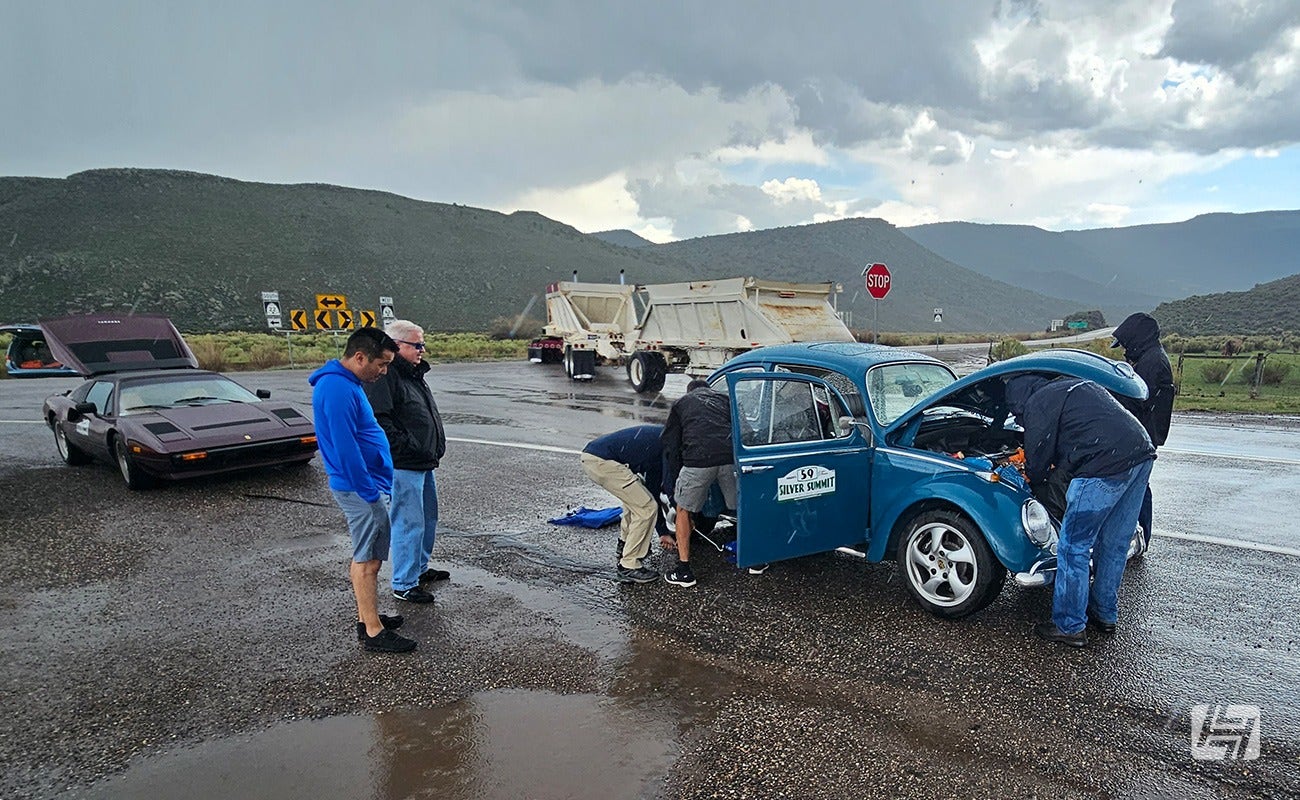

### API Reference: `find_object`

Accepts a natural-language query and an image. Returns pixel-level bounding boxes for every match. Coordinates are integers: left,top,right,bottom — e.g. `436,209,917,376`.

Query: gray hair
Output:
384,319,423,342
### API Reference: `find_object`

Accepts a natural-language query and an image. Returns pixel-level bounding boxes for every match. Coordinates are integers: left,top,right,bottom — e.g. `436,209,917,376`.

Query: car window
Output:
865,363,956,426
84,381,115,415
774,364,866,417
734,377,850,446
119,375,260,414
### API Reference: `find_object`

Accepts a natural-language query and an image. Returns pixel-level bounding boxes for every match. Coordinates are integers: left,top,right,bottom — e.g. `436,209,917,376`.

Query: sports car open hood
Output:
39,314,199,376
884,348,1148,436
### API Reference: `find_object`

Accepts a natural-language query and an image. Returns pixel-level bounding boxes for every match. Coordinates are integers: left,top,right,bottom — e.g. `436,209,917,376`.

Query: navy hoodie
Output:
1005,375,1154,484
1111,312,1174,446
309,360,393,502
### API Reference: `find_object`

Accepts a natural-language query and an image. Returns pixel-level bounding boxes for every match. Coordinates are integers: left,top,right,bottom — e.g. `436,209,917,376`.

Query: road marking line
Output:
453,435,1300,557
1163,447,1300,467
1157,531,1300,558
0,419,43,424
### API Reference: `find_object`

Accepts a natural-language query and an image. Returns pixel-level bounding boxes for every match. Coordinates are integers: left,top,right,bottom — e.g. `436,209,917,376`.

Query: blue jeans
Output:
1052,461,1153,634
389,468,439,591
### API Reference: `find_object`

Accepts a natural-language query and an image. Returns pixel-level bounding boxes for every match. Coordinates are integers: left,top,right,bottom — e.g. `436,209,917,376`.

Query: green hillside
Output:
1153,273,1300,335
0,169,693,331
653,219,1077,331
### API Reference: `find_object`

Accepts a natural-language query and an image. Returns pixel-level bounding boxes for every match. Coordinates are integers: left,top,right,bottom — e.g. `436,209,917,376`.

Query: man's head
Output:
341,327,398,383
385,319,426,365
686,379,710,392
1110,312,1161,358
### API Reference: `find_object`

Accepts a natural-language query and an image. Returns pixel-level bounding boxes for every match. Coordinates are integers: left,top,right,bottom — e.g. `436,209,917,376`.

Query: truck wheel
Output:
627,352,667,393
896,510,1004,618
563,346,574,379
571,349,596,380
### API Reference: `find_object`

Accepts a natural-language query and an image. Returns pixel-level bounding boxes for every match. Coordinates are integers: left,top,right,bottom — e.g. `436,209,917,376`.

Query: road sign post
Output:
933,307,943,351
863,263,892,344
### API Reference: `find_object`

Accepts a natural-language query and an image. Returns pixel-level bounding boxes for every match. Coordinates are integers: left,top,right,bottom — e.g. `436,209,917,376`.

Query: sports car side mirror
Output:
256,389,271,399
70,401,97,419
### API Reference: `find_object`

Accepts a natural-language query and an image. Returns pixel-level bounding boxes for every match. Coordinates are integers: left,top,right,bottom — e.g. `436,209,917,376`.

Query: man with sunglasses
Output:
364,320,448,605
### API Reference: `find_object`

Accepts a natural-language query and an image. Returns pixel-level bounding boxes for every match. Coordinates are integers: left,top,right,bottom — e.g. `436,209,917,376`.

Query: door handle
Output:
740,464,773,474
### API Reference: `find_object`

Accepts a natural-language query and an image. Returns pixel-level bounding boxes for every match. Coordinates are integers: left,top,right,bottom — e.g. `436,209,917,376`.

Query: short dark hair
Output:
686,379,710,392
344,327,399,359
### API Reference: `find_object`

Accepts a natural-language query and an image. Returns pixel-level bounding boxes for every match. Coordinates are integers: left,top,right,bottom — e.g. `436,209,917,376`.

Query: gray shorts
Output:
674,464,737,513
331,490,392,562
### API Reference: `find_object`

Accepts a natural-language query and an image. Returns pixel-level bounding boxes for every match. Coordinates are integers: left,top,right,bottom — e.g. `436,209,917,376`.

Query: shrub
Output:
1237,360,1292,386
248,341,288,369
487,315,545,341
190,339,228,371
1200,362,1231,383
990,338,1029,362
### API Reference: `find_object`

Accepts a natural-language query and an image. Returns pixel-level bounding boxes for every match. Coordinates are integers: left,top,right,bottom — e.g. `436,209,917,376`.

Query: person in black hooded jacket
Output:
364,320,448,605
1005,374,1155,647
1111,312,1174,549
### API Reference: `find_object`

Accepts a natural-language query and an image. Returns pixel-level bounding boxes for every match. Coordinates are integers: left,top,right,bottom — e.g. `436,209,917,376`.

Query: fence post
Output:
1249,352,1268,399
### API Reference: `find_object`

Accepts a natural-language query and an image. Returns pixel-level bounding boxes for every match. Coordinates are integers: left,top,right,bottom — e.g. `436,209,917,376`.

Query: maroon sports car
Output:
41,314,317,489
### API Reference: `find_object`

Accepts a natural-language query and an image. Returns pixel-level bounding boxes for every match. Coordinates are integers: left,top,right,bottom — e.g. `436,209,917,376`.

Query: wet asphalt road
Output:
0,360,1297,800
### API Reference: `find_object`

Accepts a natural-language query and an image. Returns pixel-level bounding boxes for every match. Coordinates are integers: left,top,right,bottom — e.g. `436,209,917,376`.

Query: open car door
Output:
726,372,872,568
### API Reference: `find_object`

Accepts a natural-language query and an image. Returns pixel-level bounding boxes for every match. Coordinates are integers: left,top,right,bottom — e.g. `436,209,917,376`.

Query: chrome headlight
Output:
1021,499,1057,547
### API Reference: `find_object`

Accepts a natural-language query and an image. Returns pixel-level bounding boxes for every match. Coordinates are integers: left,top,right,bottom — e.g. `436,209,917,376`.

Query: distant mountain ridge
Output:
1153,273,1300,335
590,229,654,248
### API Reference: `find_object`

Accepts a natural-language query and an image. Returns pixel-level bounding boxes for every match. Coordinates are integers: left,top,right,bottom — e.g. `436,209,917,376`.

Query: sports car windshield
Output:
119,376,260,415
866,363,957,426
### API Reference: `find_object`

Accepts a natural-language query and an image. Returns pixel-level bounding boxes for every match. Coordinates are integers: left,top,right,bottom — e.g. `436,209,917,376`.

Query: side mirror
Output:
256,389,271,399
70,401,97,420
838,415,873,444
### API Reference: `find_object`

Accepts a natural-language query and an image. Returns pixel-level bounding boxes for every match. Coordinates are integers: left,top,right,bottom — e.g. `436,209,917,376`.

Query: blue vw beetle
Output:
709,342,1148,618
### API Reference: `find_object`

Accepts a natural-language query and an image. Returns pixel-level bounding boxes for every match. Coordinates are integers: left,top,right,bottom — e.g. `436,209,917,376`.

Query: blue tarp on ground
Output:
548,506,622,528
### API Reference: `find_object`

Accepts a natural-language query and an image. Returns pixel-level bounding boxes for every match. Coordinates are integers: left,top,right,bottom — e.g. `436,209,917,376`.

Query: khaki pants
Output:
580,453,658,569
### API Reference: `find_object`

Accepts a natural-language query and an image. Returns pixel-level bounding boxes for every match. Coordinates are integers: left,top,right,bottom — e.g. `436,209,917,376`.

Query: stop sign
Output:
864,263,892,299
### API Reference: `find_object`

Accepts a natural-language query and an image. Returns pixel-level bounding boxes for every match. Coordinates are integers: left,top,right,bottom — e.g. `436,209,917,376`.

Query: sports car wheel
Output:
114,436,156,490
53,421,91,465
897,510,1004,619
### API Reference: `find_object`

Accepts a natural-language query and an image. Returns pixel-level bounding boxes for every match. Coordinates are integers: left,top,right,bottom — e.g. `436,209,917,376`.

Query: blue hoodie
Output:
309,360,393,502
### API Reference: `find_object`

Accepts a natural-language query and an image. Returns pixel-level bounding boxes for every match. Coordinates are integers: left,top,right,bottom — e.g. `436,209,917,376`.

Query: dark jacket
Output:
363,356,447,471
661,386,733,477
1005,375,1155,484
1111,312,1174,446
584,424,667,494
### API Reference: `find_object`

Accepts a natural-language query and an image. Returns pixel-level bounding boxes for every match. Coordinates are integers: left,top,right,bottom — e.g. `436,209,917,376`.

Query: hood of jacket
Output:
1004,374,1052,418
308,359,358,387
1111,312,1161,358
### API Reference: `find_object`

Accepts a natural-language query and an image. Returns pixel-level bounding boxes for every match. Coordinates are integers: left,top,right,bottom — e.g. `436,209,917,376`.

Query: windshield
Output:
865,362,957,426
119,376,259,415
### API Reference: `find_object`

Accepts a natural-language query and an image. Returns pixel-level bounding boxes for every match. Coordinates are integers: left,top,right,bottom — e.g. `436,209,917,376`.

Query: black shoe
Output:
616,539,625,559
362,627,418,653
616,565,659,584
1034,622,1087,648
747,563,770,575
418,568,451,583
664,562,697,588
1087,613,1117,633
393,586,436,604
355,614,404,641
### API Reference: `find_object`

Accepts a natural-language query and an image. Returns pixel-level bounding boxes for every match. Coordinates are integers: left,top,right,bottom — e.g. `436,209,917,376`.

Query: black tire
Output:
895,510,1004,618
114,435,156,490
657,494,718,538
571,349,596,381
52,420,91,465
563,346,574,379
627,351,667,393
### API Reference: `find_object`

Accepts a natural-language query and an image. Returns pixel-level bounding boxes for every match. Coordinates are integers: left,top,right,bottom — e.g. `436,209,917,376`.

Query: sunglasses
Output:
398,339,426,352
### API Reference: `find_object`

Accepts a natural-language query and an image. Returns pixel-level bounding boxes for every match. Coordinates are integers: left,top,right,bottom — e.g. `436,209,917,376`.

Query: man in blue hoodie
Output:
310,328,416,654
1005,374,1155,648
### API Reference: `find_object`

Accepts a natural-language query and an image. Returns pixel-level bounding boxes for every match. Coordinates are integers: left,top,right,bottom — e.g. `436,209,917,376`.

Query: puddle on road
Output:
86,689,677,800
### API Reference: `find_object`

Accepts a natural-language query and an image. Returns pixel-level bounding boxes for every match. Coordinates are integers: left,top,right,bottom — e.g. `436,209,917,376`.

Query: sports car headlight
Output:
1021,499,1056,547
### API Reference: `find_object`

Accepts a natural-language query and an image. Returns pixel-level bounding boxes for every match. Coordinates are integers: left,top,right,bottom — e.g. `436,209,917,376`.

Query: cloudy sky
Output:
3,1,1299,242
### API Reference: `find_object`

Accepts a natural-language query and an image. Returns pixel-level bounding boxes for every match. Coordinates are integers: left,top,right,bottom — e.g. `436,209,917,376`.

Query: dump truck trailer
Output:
526,281,639,380
624,277,853,392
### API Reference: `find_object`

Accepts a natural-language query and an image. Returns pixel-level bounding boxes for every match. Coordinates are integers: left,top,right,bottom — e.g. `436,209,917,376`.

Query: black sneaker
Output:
418,567,451,583
1033,622,1087,648
616,565,659,584
663,563,697,588
393,586,436,604
355,613,404,641
747,563,770,575
362,627,418,653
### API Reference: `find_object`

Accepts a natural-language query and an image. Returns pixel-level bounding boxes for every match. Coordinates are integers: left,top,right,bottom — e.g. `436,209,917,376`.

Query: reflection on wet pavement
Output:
86,690,677,800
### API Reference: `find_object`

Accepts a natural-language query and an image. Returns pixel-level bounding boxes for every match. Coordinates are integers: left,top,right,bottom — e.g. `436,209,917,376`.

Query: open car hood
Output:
884,348,1147,437
39,314,199,376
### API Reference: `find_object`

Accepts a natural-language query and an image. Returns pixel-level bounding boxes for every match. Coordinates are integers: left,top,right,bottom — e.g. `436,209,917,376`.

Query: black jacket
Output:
1111,312,1174,446
363,356,447,470
661,387,732,477
1005,375,1155,484
583,424,667,494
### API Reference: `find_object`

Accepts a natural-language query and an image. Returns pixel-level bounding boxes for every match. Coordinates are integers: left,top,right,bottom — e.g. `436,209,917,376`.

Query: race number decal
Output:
776,465,836,502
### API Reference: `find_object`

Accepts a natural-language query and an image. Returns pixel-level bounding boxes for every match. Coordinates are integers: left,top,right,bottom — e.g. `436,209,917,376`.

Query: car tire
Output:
114,435,156,490
657,494,718,538
52,421,91,465
896,510,1004,618
627,352,667,393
